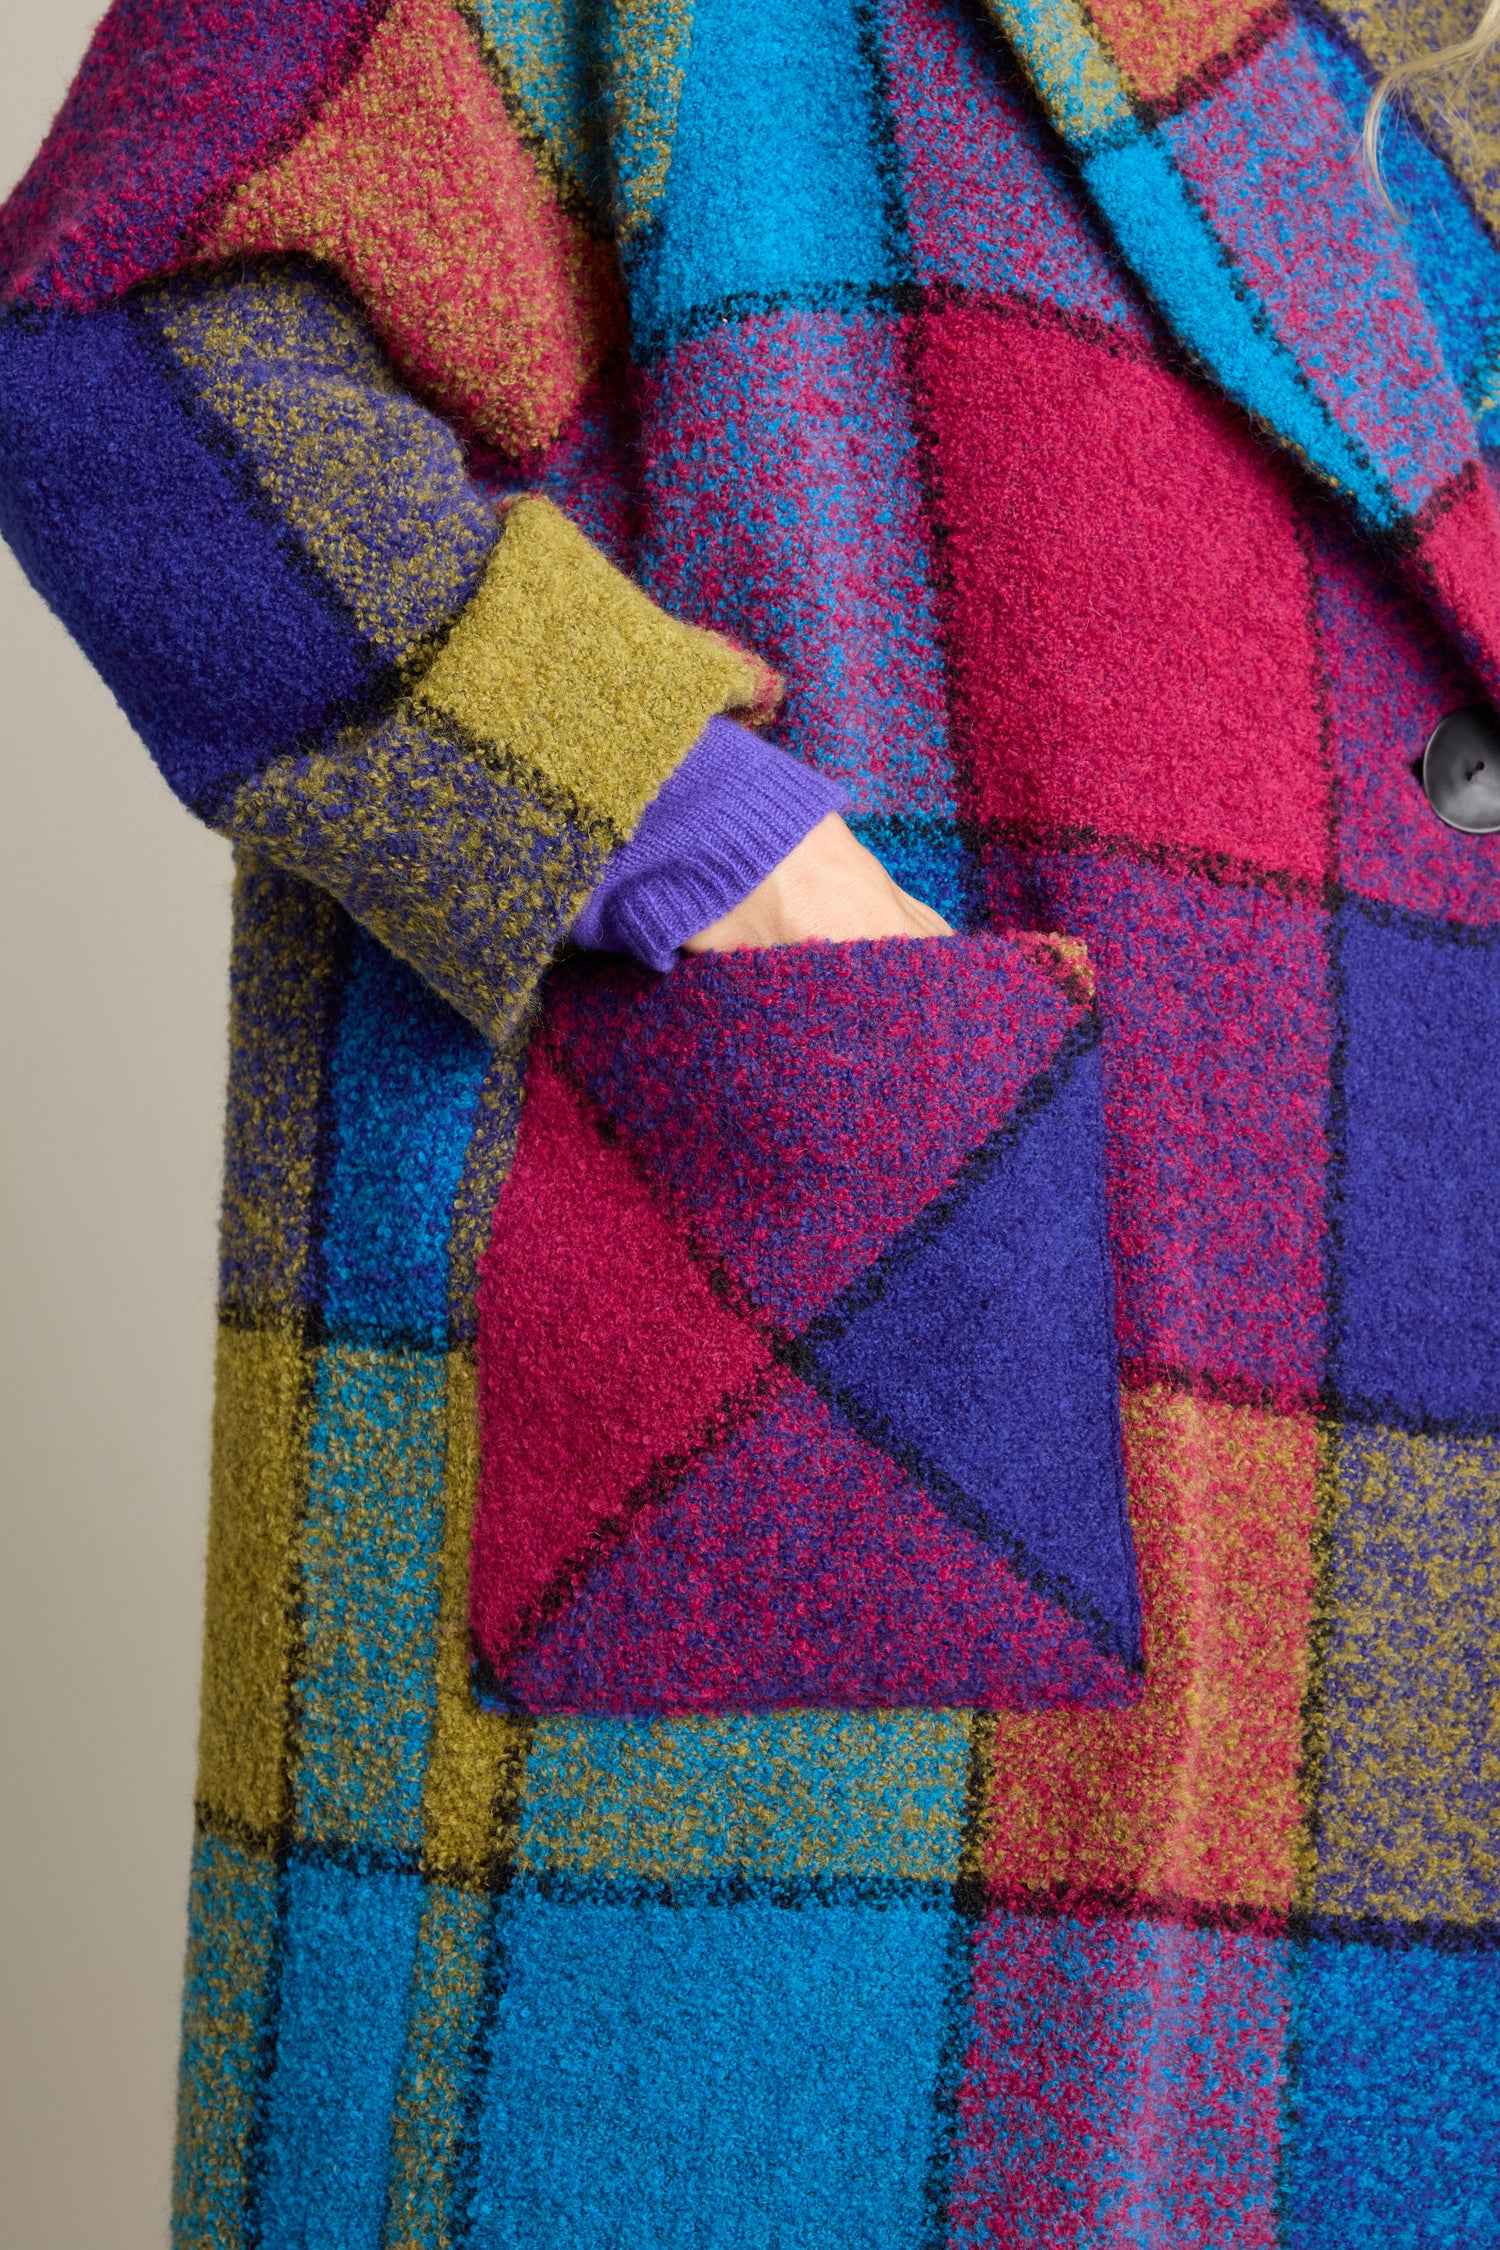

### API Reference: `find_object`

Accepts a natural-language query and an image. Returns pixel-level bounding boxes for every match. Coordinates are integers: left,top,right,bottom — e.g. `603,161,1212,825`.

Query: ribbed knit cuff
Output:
571,716,848,971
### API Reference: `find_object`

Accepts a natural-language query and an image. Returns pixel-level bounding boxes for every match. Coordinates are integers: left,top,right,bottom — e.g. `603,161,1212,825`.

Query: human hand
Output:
682,813,953,952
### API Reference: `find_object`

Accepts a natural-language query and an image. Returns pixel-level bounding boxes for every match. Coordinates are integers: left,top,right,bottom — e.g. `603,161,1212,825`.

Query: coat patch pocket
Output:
470,933,1141,1714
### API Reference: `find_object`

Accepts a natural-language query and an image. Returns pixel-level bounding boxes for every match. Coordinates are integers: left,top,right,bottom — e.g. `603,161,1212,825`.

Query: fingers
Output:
893,885,954,938
683,814,954,951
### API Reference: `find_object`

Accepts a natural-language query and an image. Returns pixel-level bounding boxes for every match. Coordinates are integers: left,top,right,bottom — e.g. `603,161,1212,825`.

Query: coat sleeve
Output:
0,257,777,1047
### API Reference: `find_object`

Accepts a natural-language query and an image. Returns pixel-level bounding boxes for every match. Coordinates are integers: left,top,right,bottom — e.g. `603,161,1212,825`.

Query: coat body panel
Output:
4,0,1500,2241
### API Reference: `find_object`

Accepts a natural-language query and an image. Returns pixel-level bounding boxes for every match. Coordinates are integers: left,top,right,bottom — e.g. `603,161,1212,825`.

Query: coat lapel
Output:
978,0,1500,700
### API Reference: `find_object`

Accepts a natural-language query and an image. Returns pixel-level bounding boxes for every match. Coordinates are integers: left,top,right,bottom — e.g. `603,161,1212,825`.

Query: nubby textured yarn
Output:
3,0,1500,2240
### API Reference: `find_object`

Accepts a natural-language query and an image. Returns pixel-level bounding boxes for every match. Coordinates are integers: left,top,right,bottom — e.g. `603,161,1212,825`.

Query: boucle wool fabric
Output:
3,0,1500,2243
473,934,1138,1711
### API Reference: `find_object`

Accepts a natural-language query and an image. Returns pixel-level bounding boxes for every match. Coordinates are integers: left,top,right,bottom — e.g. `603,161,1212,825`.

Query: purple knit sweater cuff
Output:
571,715,847,972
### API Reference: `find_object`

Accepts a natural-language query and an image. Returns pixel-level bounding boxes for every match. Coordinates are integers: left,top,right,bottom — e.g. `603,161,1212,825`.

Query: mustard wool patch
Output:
518,1710,976,1886
197,1323,310,1842
1312,1421,1500,1928
981,0,1134,149
224,498,776,1051
416,495,774,834
1076,0,1275,111
226,700,613,1050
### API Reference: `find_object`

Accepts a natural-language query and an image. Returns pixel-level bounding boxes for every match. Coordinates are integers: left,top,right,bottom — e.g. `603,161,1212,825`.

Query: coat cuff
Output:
414,494,782,836
224,496,783,1047
571,717,847,970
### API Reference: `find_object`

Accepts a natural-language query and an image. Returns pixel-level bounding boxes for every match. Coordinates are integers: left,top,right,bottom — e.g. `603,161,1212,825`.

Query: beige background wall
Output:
1,10,232,2244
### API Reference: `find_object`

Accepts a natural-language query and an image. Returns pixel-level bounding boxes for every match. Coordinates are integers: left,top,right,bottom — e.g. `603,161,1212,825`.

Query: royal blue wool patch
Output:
807,1039,1136,1661
1332,901,1500,1430
0,304,383,817
1284,1938,1500,2248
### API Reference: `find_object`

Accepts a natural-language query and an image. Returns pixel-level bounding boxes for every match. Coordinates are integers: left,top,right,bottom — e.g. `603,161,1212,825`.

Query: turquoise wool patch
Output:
174,1834,281,2250
472,0,606,208
255,1858,428,2250
851,817,982,933
469,1888,957,2248
627,0,901,347
1083,132,1394,526
295,1344,449,1853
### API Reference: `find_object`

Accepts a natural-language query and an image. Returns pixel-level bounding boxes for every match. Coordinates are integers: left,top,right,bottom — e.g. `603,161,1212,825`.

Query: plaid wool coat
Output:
3,0,1500,2240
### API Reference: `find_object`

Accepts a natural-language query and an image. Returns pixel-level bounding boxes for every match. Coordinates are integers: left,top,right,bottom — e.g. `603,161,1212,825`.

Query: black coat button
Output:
1422,708,1500,834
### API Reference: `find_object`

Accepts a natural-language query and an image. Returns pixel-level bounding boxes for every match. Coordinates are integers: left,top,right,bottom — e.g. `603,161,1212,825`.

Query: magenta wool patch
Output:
991,850,1335,1410
471,935,1141,1714
918,298,1332,882
0,0,382,313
